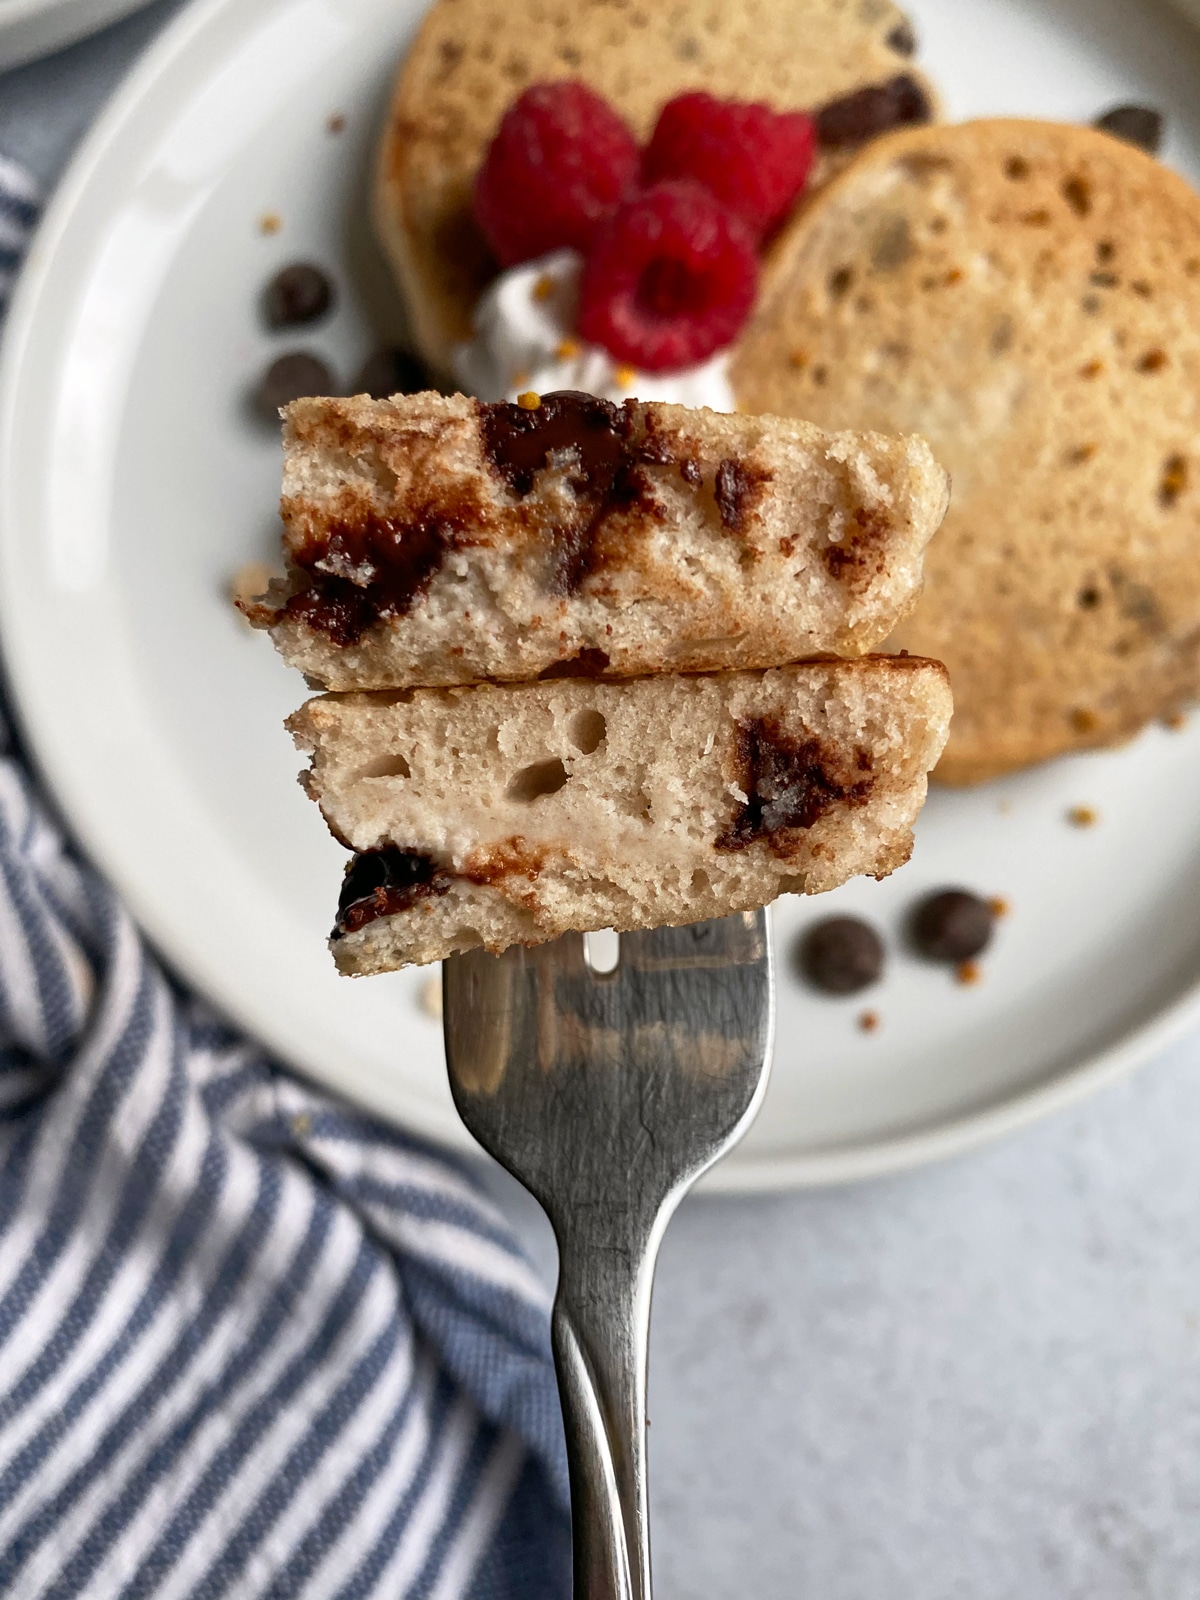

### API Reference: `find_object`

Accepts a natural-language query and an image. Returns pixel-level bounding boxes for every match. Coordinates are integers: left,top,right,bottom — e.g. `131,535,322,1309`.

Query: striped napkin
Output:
0,156,569,1600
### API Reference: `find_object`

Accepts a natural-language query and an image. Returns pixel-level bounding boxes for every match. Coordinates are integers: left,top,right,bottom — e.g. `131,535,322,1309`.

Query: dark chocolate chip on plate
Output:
264,262,335,328
910,889,994,962
798,915,885,995
354,346,432,399
1094,104,1163,156
254,352,336,418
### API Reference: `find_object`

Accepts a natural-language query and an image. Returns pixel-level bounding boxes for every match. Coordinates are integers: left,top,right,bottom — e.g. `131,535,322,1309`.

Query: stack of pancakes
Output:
250,391,951,970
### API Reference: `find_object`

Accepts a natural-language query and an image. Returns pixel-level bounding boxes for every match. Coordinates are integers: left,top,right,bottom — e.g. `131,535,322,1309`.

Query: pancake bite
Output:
290,658,951,971
245,390,949,691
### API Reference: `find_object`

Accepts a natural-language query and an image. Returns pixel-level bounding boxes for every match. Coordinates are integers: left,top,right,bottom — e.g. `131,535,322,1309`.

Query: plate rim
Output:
0,0,156,72
4,0,1200,1192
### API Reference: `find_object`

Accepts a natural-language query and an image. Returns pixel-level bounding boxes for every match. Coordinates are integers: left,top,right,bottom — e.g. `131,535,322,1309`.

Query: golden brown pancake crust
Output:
734,118,1200,784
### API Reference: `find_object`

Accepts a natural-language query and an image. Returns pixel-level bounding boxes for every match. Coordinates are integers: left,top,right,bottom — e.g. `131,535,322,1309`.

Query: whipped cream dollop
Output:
452,249,736,412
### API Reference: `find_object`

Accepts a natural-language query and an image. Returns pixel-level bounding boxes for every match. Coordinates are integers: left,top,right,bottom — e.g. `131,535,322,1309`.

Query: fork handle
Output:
552,1231,660,1600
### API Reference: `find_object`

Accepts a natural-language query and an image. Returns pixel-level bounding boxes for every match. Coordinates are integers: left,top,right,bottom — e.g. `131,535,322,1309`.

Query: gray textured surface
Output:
4,7,1200,1597
649,1045,1200,1600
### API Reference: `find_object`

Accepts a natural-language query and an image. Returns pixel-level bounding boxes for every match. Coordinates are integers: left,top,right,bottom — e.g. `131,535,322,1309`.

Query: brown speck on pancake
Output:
1062,174,1092,216
461,837,548,885
822,506,892,579
714,458,771,532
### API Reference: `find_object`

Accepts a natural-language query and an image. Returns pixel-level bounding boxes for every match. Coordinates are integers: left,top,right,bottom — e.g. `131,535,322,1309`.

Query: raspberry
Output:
474,81,640,267
578,181,758,371
643,92,817,239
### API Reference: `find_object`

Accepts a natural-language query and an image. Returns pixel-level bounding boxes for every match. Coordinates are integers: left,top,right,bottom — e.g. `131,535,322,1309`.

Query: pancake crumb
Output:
858,1010,880,1033
987,896,1010,918
1067,805,1099,828
259,211,282,235
230,562,277,619
418,975,444,1019
956,960,982,986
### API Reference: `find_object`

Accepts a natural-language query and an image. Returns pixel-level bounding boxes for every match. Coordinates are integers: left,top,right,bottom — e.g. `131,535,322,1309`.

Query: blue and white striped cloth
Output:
0,157,569,1600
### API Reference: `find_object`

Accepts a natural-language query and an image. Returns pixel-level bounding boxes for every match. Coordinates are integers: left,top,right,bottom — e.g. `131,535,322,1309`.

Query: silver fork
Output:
443,913,774,1600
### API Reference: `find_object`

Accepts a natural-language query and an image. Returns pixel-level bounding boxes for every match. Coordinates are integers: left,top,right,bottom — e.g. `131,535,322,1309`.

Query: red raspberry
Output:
578,181,758,371
643,92,817,239
473,81,640,267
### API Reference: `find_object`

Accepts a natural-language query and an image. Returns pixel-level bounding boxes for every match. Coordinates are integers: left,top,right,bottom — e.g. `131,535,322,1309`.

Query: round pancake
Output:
375,0,930,373
733,118,1200,784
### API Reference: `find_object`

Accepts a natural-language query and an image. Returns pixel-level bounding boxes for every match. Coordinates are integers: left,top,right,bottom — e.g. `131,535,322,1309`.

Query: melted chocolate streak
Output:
287,392,670,645
287,510,459,647
332,847,449,938
481,391,661,596
717,720,875,853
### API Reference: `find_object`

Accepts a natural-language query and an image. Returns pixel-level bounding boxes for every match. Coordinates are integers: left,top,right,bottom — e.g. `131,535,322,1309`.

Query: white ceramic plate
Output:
4,0,1200,1191
0,0,155,71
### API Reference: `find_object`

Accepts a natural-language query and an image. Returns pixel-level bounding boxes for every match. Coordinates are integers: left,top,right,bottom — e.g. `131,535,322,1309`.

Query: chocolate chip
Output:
263,263,334,328
716,721,874,850
254,352,336,418
815,74,933,148
910,889,994,962
798,916,885,994
1094,104,1163,155
480,391,635,594
286,507,460,644
333,847,449,938
354,346,431,399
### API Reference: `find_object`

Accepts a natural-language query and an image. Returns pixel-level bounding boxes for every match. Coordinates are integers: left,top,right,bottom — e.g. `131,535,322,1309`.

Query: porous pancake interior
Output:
290,659,952,970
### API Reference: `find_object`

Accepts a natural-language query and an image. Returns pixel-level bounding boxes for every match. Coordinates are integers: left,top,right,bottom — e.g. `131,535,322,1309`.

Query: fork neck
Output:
552,1218,664,1600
